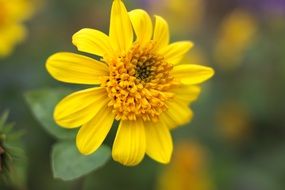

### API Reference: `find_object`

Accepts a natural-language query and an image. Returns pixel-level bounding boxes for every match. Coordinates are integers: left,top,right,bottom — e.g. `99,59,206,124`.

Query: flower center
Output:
102,42,177,122
135,62,152,81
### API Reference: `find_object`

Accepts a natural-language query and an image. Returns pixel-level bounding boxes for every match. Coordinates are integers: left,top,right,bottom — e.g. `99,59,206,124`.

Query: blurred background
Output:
0,0,285,189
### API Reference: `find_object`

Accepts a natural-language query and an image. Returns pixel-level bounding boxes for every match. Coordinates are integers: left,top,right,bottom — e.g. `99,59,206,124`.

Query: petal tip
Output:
188,41,195,48
153,153,172,164
76,136,94,156
45,53,62,80
183,41,194,51
77,145,93,156
206,67,215,79
112,152,143,167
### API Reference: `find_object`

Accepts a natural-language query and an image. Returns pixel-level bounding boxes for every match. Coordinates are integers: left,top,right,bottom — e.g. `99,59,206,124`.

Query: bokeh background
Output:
1,0,285,189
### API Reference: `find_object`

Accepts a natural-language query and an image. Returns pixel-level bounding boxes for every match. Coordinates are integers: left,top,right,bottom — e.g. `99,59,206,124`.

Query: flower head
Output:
0,0,34,57
46,0,214,166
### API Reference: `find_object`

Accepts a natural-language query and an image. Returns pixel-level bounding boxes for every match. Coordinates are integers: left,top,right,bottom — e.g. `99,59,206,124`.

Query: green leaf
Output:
0,111,9,129
24,88,76,140
52,141,110,181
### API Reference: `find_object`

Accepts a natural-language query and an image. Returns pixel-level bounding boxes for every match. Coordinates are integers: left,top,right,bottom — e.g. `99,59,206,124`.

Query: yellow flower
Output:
157,141,215,190
148,0,205,34
46,0,214,166
0,0,34,57
214,9,258,69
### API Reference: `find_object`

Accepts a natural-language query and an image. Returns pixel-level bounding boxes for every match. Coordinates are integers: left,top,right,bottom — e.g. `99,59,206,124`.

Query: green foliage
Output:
25,89,112,181
52,141,111,181
0,111,9,129
0,112,27,189
24,88,77,140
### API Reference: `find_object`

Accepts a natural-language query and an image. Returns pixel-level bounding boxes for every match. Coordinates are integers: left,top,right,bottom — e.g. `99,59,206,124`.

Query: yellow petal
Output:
54,87,109,128
153,16,169,51
46,52,109,85
129,9,153,47
109,0,133,53
112,119,146,166
161,100,193,129
172,64,214,85
171,85,201,103
145,122,173,164
159,41,194,65
76,106,114,155
72,28,114,57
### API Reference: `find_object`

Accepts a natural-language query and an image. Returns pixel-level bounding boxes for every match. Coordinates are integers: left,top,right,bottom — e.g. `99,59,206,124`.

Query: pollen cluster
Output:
103,43,177,122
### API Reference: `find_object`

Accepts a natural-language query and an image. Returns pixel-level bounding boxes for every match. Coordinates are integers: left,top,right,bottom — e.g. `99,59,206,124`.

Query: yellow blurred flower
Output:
157,141,215,190
0,0,34,57
46,0,214,166
148,0,205,34
215,102,251,143
214,9,258,69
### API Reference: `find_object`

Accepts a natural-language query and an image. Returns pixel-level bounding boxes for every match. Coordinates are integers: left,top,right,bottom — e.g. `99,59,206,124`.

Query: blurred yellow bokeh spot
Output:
157,141,215,190
214,9,258,70
148,0,205,34
0,0,34,58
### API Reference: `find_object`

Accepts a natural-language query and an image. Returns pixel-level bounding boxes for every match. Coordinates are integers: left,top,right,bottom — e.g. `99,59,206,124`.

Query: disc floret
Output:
103,42,176,122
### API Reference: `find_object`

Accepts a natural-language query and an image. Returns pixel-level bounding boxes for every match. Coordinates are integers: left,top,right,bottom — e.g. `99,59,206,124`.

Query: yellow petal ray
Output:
54,87,109,128
76,106,114,155
129,9,153,47
171,85,201,104
161,100,193,129
172,64,214,85
159,41,194,65
145,122,173,164
46,52,109,85
112,119,146,166
72,28,114,57
153,16,169,51
109,0,133,53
